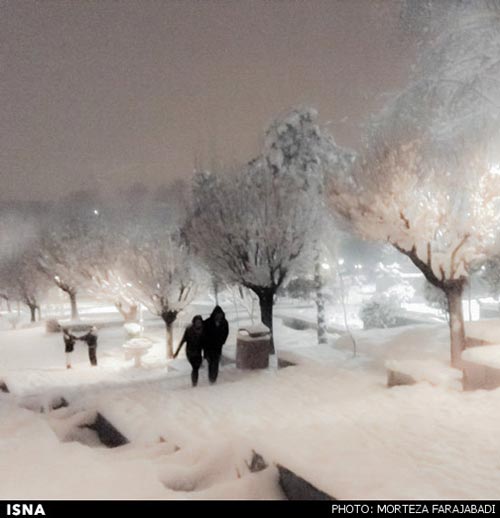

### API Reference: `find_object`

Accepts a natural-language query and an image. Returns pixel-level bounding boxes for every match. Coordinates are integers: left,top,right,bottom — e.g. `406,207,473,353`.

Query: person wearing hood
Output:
79,326,99,366
62,328,76,369
173,315,204,387
203,305,229,384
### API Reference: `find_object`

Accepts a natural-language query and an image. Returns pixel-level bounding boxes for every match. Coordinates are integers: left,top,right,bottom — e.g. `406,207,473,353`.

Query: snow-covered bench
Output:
385,359,462,390
462,345,500,391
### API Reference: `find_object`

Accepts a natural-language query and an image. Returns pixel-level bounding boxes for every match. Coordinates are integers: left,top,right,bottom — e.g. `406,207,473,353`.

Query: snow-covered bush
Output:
374,262,415,302
285,277,316,300
360,294,400,330
385,283,415,304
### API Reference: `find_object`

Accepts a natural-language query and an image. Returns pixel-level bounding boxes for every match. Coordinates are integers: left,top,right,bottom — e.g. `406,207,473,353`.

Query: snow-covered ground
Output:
2,298,500,499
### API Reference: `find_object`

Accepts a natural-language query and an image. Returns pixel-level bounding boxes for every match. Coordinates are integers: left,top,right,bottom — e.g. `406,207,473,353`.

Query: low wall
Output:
82,412,130,448
462,360,500,391
277,465,335,500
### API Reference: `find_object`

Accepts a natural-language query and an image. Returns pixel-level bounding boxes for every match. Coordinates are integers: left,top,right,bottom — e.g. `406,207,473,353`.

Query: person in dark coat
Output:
203,306,229,384
173,315,204,387
63,328,76,369
79,326,98,366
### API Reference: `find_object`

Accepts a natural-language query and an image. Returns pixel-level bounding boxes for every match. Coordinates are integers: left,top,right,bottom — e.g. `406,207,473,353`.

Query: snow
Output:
124,322,143,338
462,345,500,369
237,323,270,337
123,337,154,350
465,318,500,343
385,359,462,389
3,302,500,499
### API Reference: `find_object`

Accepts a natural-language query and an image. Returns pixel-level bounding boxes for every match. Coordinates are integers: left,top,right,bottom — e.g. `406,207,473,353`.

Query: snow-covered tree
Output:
329,1,500,367
90,271,140,322
2,252,50,323
313,250,328,344
73,211,141,323
228,284,259,327
38,212,100,320
0,209,47,323
120,222,195,359
188,108,333,351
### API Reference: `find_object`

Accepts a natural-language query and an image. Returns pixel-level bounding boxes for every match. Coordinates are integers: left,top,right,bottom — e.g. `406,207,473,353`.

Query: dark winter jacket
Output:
203,306,229,357
79,330,98,348
63,332,76,353
176,324,204,359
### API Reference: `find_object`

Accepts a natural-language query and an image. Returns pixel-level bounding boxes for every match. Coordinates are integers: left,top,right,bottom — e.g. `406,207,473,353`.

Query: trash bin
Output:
236,324,271,370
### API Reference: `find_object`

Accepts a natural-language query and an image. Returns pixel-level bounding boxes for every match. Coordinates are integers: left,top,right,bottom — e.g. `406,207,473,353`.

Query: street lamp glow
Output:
338,258,345,266
93,209,99,216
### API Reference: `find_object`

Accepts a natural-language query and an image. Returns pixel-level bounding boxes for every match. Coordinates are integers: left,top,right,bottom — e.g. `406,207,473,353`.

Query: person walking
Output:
173,315,204,387
203,306,229,384
79,326,99,366
63,328,76,369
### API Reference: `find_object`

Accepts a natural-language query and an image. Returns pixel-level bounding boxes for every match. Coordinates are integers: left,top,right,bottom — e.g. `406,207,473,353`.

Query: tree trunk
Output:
161,309,178,359
257,288,275,354
212,277,220,306
69,291,79,320
166,321,174,359
468,280,472,322
314,254,328,345
445,285,466,368
28,305,36,323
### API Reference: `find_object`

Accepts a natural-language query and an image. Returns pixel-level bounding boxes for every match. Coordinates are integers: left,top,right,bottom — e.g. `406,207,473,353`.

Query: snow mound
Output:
462,345,500,369
465,319,500,344
124,323,143,338
385,359,462,389
238,324,270,337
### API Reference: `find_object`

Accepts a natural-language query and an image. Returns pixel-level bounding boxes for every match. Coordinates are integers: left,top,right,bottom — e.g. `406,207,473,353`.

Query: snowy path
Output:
4,316,500,499
76,362,500,500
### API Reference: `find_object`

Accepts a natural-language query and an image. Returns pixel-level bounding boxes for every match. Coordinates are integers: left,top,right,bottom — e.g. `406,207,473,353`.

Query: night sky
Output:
1,0,416,201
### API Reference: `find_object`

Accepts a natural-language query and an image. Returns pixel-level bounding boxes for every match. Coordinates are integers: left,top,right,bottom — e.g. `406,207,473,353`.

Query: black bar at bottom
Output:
0,500,499,517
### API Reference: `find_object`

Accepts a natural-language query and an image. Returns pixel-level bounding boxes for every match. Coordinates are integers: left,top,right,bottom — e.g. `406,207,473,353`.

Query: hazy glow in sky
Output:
1,0,415,201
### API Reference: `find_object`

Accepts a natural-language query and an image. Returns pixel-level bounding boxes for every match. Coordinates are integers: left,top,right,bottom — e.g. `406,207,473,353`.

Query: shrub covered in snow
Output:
284,277,316,300
360,295,400,329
